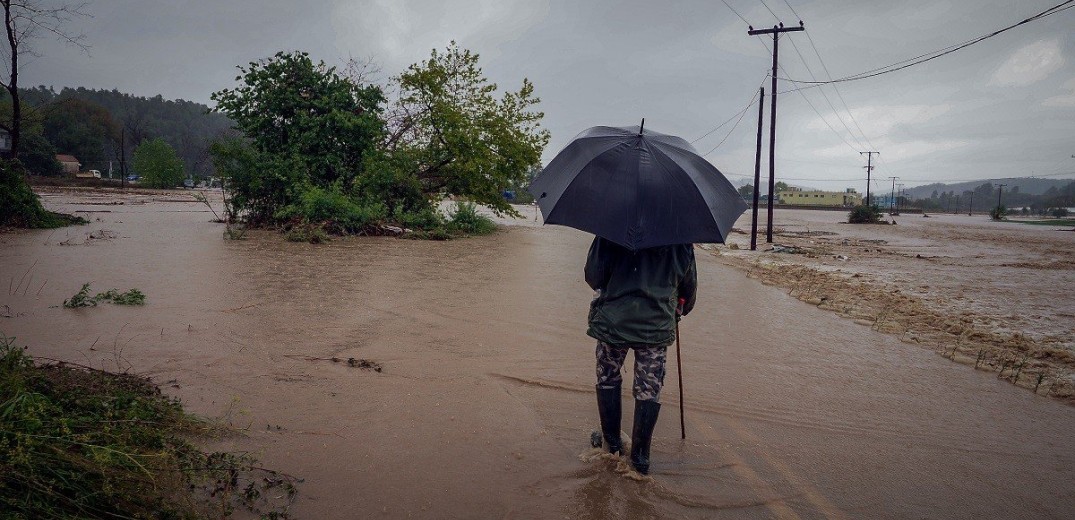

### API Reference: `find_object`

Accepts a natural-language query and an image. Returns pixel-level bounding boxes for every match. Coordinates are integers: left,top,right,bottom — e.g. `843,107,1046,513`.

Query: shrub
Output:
276,185,387,234
847,204,882,224
990,205,1006,221
284,224,330,244
1051,207,1070,218
63,283,146,307
446,202,496,235
0,159,86,228
391,203,444,230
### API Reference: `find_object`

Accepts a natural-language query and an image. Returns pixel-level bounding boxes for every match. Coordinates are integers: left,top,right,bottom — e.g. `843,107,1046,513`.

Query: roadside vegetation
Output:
1,160,86,229
0,335,299,518
847,204,883,224
210,43,547,242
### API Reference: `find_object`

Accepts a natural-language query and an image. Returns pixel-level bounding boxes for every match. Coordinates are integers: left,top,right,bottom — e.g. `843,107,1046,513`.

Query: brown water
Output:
2,190,1074,519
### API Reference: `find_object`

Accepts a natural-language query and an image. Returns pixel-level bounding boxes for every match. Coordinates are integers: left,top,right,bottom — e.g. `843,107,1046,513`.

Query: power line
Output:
757,0,781,20
779,0,1075,86
780,0,802,20
782,0,876,152
691,78,766,144
760,0,867,151
720,0,751,25
702,93,760,157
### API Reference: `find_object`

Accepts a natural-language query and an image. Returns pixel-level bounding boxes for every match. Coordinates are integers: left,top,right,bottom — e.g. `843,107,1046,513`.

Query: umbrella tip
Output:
639,118,645,136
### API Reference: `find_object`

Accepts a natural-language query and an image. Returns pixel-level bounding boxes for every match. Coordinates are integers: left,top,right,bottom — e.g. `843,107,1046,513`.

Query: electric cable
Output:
702,94,759,157
692,76,766,144
778,0,1074,86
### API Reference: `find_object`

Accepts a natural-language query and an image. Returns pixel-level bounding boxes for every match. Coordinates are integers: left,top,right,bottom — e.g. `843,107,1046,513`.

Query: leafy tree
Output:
990,205,1006,221
973,182,995,200
132,138,184,188
41,98,119,167
737,184,755,199
382,42,549,216
19,130,61,175
211,51,384,189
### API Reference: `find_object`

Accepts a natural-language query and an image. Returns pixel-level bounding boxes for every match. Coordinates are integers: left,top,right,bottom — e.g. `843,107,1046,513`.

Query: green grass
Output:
0,335,298,519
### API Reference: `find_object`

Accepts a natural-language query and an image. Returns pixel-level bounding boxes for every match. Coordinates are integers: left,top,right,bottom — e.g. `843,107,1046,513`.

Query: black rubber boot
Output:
596,385,623,454
630,400,661,475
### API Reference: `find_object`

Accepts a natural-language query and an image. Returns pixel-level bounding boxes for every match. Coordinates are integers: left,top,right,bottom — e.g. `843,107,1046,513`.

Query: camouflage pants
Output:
595,342,668,402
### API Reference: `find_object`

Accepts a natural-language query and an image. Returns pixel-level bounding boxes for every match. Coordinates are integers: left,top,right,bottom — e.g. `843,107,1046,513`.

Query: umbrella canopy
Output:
529,124,748,250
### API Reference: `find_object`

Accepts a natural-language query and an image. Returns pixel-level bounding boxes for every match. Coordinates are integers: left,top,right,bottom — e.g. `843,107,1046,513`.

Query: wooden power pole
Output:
751,86,765,251
749,21,804,243
860,151,878,206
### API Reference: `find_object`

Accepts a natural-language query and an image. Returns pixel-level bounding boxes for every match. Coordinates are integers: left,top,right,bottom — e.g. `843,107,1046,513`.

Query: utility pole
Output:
749,21,804,243
996,183,1007,209
860,151,878,206
750,86,765,251
887,176,899,214
896,183,905,214
120,128,127,190
968,191,973,216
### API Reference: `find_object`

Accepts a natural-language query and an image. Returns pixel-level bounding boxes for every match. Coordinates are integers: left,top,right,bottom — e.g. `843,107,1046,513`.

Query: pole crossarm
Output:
748,24,805,35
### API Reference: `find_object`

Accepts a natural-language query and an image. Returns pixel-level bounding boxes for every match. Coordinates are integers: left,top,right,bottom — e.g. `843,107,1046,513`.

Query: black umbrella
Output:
529,122,747,250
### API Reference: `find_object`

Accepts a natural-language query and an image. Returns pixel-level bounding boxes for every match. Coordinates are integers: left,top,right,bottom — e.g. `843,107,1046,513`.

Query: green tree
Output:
211,51,384,189
737,184,754,199
41,98,119,168
382,42,549,216
209,136,308,223
133,138,184,188
19,131,62,175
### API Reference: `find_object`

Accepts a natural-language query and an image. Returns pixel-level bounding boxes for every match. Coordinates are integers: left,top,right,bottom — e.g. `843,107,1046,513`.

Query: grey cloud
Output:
19,0,1075,190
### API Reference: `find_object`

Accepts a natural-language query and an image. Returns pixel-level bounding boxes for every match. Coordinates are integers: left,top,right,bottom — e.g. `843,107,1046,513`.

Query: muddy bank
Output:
707,209,1075,403
2,191,1075,518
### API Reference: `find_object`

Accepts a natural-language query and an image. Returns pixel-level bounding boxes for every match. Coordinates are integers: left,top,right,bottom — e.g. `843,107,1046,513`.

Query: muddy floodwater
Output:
3,189,1075,519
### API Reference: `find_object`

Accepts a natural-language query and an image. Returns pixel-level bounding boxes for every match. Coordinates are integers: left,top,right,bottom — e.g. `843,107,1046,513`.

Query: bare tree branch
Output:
1,0,91,158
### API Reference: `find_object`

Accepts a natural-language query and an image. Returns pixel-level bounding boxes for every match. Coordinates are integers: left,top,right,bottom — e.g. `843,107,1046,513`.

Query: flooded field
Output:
3,188,1075,519
714,209,1075,401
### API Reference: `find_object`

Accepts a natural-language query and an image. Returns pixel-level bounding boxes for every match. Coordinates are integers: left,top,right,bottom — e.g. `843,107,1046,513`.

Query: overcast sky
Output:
21,0,1075,192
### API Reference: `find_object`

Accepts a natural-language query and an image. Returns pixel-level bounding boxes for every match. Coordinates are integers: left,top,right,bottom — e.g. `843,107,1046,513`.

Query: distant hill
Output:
18,86,234,177
906,177,1073,199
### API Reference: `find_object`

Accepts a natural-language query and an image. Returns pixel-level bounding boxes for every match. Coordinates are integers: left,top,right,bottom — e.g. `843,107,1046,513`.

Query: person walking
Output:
586,236,696,475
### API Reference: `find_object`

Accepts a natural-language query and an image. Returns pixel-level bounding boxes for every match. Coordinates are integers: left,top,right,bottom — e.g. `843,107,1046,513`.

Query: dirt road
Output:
2,191,1073,518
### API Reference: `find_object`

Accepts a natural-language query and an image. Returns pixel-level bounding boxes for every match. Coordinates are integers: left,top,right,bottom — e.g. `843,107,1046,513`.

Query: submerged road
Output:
2,193,1072,519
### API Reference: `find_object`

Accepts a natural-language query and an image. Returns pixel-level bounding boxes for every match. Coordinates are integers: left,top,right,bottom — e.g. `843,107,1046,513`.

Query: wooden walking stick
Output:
676,298,686,439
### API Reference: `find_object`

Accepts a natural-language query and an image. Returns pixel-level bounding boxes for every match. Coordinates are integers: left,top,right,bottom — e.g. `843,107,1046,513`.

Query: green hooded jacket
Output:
584,237,697,347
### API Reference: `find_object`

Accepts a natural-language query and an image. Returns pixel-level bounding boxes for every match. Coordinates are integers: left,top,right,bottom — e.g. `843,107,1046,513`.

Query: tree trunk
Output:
3,0,20,159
